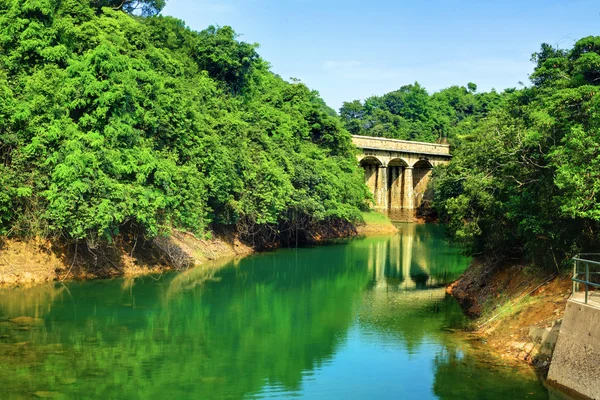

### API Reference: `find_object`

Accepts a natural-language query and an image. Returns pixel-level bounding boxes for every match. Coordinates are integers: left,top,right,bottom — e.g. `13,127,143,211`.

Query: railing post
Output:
572,258,577,297
585,262,590,304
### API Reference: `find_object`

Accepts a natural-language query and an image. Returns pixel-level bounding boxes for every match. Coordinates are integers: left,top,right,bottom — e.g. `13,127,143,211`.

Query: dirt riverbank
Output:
0,231,255,287
0,214,397,287
447,259,572,372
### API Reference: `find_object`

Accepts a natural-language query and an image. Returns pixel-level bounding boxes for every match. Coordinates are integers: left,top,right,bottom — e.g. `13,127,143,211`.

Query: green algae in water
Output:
0,224,549,399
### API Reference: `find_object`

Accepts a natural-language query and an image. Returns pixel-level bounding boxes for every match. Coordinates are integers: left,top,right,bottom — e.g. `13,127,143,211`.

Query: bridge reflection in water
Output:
362,223,469,292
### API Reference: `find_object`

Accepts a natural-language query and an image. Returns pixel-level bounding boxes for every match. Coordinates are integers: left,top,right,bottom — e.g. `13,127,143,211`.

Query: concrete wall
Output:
547,298,600,400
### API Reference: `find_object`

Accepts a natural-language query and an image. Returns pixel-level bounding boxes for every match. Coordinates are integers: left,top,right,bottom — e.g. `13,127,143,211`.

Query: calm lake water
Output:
0,223,549,399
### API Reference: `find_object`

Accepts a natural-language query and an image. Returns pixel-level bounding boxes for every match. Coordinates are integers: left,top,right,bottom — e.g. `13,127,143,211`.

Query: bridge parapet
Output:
352,135,450,157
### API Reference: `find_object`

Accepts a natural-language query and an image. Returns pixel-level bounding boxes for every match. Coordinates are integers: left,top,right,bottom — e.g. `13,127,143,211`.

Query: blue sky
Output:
163,0,599,112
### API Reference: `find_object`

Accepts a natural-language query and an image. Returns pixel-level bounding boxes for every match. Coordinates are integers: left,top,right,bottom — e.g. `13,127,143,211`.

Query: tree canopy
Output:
0,0,368,246
339,82,505,143
432,37,600,266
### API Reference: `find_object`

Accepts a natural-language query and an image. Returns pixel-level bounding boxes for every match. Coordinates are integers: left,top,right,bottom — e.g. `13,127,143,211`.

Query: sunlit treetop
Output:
91,0,166,16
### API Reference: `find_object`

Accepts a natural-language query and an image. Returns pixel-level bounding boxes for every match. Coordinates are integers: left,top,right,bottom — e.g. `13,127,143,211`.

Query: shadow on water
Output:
0,224,549,399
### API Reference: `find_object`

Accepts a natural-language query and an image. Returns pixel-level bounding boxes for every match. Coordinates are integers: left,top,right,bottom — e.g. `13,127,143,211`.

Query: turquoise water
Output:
0,223,549,399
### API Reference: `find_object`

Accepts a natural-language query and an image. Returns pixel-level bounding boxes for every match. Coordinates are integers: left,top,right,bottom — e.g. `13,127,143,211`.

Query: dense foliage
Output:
340,82,506,143
0,0,368,245
433,37,600,266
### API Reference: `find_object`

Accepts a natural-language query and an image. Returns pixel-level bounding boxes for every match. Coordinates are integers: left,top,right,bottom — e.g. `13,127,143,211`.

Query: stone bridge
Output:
352,135,451,216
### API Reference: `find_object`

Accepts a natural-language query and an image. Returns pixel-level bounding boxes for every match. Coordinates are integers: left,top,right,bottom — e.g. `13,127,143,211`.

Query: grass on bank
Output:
357,212,399,236
477,294,539,332
361,211,393,225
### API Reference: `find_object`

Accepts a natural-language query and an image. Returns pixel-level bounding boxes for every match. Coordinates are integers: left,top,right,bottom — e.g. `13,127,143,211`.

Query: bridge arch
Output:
359,156,384,206
412,159,433,169
412,159,434,211
386,158,410,213
388,157,409,167
359,155,384,166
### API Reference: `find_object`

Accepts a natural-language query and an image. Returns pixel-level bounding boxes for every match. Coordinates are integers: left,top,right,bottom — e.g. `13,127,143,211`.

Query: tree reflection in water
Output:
0,224,547,399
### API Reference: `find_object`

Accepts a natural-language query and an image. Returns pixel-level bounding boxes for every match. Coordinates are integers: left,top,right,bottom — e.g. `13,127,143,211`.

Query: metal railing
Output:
572,254,600,304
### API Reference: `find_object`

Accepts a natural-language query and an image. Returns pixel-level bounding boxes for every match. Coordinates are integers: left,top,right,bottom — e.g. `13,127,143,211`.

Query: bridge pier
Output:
376,166,388,210
352,135,451,219
402,167,414,212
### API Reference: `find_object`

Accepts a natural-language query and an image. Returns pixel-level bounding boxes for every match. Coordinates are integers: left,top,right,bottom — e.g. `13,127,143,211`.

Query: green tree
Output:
0,0,368,248
194,25,260,94
434,37,600,266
